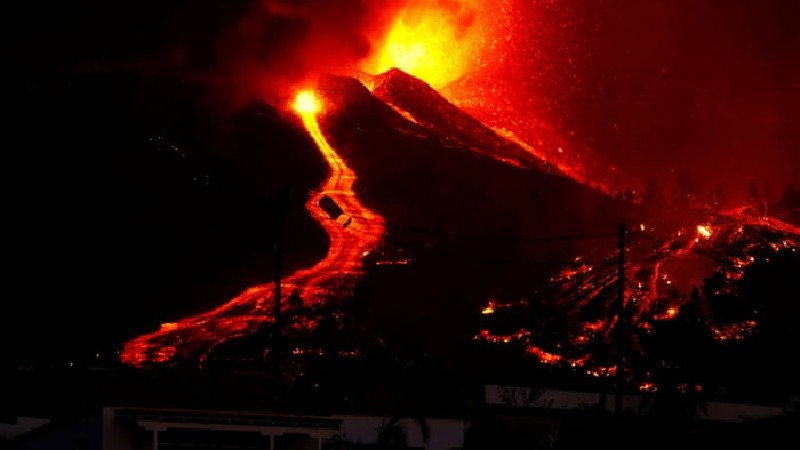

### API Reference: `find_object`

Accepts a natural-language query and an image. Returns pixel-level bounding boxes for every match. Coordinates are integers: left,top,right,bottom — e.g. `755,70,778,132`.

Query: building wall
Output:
102,407,138,450
485,384,787,422
334,415,465,450
97,407,466,450
18,412,102,450
0,417,50,441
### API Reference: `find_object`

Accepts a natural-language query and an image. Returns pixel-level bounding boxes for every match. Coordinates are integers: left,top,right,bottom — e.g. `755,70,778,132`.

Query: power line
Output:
384,248,614,267
342,213,622,243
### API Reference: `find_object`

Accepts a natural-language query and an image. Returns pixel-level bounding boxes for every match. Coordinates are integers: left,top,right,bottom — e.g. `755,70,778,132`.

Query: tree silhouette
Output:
642,177,667,214
711,184,727,210
376,416,430,448
749,181,761,203
737,248,800,402
778,182,800,209
644,289,714,420
673,172,696,206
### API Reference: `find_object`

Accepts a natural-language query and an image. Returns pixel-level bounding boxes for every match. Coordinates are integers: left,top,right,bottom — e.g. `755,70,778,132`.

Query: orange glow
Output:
293,90,321,114
120,90,385,367
477,205,800,387
362,0,489,88
528,346,563,364
493,128,618,198
639,382,658,393
583,320,605,333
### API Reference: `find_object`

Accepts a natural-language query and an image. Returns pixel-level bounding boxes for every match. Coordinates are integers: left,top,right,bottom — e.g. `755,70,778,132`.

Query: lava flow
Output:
476,206,800,384
120,91,385,366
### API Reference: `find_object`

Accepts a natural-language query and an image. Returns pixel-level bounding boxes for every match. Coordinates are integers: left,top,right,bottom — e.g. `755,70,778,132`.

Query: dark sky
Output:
2,0,401,108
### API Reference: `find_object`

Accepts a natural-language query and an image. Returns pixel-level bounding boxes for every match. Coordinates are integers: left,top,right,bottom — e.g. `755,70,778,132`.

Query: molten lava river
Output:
121,92,385,366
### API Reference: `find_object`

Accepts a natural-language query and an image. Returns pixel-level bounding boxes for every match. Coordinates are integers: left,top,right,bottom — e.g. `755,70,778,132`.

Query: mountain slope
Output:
298,73,645,360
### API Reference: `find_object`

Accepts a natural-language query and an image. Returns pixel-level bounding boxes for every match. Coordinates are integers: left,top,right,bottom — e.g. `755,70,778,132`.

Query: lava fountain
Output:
360,0,495,89
359,0,628,197
120,91,385,366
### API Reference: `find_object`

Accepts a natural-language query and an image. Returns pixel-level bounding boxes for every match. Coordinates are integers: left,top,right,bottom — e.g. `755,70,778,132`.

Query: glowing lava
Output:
120,91,384,366
294,90,321,115
361,0,495,89
697,224,712,239
476,205,800,381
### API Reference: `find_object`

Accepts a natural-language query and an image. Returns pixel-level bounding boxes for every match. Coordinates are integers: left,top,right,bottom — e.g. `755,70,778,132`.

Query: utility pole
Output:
272,189,289,364
274,221,282,333
615,223,626,414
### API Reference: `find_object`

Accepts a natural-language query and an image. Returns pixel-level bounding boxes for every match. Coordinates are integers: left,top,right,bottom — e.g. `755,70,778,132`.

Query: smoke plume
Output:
211,0,404,108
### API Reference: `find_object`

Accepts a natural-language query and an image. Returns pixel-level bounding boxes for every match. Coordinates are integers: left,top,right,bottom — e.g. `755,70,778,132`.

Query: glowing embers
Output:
493,127,617,198
660,306,679,320
469,204,799,395
697,224,712,239
475,328,530,344
527,346,563,365
711,320,758,342
480,298,527,315
362,0,492,88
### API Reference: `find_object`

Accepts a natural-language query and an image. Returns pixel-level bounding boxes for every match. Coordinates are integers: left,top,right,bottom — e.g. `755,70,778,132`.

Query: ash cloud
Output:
5,0,408,109
209,0,405,109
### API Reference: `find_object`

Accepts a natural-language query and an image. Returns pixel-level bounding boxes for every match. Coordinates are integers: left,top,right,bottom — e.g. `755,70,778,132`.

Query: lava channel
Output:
120,91,385,367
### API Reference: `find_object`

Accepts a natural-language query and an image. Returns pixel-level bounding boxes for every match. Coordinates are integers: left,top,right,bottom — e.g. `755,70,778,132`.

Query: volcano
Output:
6,58,799,401
112,69,644,367
98,66,798,402
314,72,800,400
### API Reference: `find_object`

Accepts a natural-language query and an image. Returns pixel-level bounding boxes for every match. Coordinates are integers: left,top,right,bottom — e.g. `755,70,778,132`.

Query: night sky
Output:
6,0,797,194
567,0,800,202
441,0,800,203
2,0,798,360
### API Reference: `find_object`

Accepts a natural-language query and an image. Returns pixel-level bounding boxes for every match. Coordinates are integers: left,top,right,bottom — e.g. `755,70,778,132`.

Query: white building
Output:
14,406,466,450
